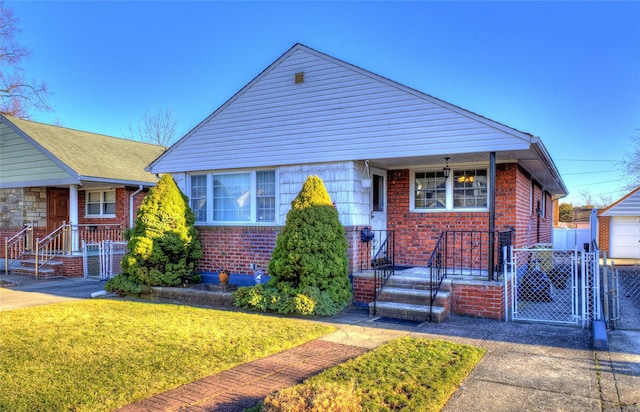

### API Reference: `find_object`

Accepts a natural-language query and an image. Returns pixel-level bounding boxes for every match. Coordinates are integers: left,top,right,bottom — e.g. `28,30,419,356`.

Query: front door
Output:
47,188,69,232
370,168,387,241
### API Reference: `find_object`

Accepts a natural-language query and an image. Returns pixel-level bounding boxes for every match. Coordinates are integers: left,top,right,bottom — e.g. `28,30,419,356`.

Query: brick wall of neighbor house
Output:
598,215,611,256
78,187,147,228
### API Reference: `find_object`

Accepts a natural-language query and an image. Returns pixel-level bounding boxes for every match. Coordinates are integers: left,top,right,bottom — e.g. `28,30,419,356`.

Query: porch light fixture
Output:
362,160,372,188
443,157,451,178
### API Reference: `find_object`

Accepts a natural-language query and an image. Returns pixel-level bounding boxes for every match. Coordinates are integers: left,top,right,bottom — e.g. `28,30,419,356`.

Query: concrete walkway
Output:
2,274,639,411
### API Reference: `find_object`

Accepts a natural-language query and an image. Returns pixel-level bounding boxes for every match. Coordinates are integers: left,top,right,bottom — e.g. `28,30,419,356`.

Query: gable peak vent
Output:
294,72,304,84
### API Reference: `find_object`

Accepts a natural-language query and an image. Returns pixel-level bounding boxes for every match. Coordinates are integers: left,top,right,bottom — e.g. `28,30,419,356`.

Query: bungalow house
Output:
0,114,165,277
598,187,640,260
147,44,568,320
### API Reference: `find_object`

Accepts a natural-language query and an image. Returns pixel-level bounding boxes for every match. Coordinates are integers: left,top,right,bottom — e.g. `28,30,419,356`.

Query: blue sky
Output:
7,1,640,206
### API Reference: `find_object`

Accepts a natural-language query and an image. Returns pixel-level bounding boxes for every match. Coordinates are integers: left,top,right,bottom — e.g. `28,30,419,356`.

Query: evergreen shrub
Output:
105,174,202,295
234,175,351,315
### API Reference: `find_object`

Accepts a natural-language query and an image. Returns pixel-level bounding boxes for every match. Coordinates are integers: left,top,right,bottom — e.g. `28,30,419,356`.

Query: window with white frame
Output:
86,190,116,216
415,171,447,209
190,170,276,223
190,175,207,221
453,169,488,208
413,168,488,211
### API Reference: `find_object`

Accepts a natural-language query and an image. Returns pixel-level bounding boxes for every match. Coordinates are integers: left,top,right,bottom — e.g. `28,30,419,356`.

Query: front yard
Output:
0,300,334,412
1,300,485,411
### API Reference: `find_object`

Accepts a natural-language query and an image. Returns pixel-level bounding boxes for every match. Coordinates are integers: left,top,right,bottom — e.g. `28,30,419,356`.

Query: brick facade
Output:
598,216,611,256
384,164,552,268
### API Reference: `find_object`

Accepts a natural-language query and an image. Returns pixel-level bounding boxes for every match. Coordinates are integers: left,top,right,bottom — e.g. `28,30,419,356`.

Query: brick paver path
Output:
117,340,368,412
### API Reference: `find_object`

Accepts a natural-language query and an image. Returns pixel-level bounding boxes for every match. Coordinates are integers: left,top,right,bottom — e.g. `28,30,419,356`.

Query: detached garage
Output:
599,187,640,259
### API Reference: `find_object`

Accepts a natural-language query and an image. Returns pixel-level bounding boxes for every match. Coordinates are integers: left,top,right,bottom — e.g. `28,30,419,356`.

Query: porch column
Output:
488,152,496,280
69,184,79,252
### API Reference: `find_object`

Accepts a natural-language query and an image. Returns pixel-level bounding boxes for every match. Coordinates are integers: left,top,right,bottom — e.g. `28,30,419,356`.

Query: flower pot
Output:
218,270,230,285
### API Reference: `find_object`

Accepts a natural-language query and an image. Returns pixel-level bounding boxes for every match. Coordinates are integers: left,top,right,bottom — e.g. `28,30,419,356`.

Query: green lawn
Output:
0,300,335,412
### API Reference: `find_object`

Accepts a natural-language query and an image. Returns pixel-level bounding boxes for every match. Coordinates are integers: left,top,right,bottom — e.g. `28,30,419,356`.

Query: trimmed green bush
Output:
234,175,351,315
106,174,202,294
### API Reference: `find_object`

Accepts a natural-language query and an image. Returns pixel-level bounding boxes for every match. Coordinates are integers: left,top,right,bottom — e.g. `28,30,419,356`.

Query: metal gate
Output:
602,261,640,330
508,247,600,327
83,240,127,279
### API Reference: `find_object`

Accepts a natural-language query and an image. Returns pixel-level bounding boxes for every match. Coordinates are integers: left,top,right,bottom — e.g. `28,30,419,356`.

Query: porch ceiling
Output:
366,146,567,198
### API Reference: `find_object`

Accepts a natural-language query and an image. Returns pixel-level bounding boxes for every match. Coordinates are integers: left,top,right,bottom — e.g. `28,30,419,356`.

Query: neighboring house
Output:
598,187,640,259
148,44,568,320
0,114,165,277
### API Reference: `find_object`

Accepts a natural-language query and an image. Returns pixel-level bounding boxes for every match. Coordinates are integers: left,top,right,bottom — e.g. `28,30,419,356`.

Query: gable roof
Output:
148,43,567,197
599,186,640,217
0,115,165,188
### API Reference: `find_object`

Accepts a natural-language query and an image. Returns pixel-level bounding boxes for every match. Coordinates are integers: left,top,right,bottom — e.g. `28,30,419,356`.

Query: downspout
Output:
488,152,496,281
129,185,143,228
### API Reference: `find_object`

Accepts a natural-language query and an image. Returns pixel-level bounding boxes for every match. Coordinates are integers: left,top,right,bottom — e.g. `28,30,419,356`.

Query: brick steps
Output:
369,271,451,323
8,259,63,278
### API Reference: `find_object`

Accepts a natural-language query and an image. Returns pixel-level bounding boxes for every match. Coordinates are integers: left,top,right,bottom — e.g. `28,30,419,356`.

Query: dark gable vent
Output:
294,72,304,84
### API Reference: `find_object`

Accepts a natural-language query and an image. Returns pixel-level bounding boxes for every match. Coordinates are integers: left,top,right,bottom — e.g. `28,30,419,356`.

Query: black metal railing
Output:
359,229,394,316
427,231,447,322
435,229,514,281
425,229,514,320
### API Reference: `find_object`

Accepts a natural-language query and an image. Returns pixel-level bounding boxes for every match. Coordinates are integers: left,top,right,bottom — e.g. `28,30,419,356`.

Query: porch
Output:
3,222,125,278
351,229,514,322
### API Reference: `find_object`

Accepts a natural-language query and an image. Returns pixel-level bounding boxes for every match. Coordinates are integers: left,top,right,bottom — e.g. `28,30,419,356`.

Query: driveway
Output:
0,274,107,311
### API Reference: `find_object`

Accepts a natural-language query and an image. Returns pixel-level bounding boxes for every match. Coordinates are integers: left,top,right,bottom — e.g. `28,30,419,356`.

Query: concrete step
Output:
8,259,64,278
385,274,451,291
377,287,450,307
9,265,56,277
369,301,448,323
19,259,64,267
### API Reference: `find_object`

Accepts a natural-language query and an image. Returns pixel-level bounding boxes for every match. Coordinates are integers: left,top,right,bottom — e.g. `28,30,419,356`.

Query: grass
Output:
259,337,486,411
0,300,335,412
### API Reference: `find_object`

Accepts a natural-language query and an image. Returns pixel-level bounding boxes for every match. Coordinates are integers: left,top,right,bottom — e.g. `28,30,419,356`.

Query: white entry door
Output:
370,168,387,236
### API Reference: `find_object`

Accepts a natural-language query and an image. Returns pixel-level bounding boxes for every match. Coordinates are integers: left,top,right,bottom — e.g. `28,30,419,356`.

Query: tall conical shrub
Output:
234,175,351,315
106,174,202,294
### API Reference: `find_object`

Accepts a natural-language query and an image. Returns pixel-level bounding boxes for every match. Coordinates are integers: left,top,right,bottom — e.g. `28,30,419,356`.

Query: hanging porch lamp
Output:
443,157,451,178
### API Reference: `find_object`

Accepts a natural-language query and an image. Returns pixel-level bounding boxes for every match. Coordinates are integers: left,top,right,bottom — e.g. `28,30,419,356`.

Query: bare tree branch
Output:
127,107,179,146
0,0,51,118
621,134,640,191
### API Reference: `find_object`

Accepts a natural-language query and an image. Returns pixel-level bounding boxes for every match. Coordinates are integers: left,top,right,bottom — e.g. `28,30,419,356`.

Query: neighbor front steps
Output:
369,271,451,323
7,258,63,278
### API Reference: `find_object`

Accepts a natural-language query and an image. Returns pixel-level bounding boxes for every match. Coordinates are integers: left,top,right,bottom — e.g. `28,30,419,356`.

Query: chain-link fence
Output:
605,265,640,330
510,248,598,326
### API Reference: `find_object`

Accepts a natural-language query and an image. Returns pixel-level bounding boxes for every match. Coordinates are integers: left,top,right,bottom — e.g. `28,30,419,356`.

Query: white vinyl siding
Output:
150,46,532,174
